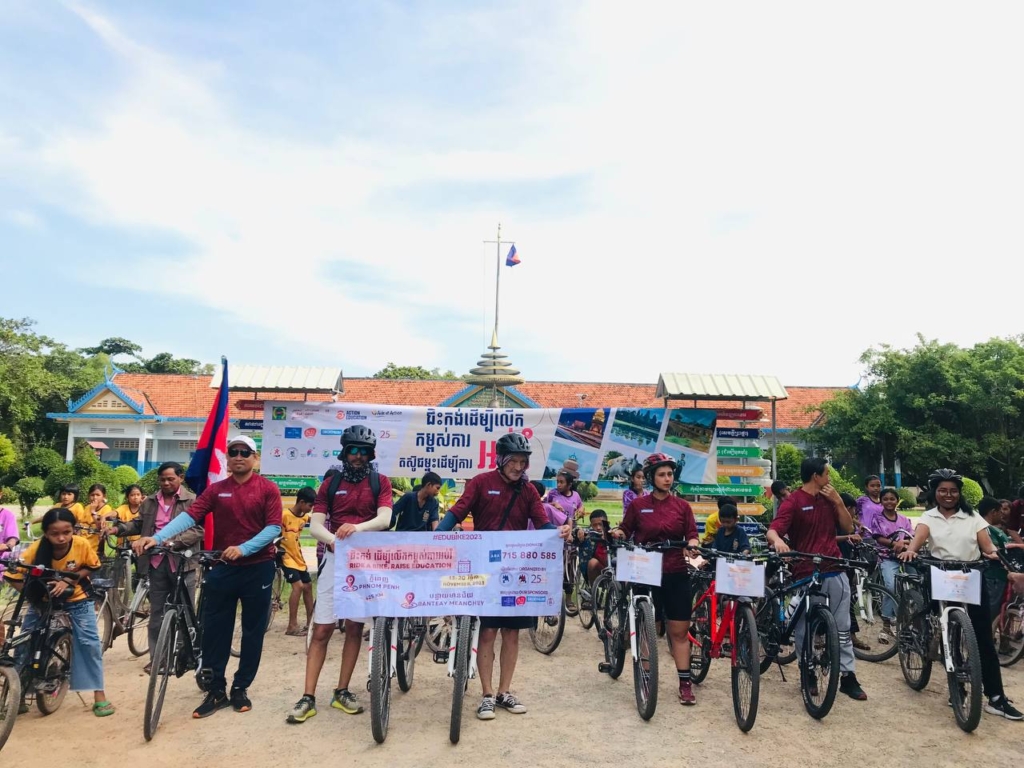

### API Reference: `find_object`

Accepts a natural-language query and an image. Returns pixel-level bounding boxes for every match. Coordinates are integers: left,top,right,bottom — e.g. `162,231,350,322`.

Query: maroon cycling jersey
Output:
186,474,282,566
313,474,393,529
449,470,549,531
769,488,844,577
619,493,698,573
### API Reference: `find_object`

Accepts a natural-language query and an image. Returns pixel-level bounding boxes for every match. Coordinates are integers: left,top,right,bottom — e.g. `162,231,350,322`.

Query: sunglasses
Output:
228,448,254,458
346,446,370,456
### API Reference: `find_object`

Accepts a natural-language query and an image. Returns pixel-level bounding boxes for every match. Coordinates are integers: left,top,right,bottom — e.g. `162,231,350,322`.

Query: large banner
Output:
260,402,720,483
333,530,563,618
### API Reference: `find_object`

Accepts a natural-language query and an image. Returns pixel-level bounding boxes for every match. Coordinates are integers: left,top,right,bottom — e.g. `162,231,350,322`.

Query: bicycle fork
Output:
629,593,654,661
446,620,480,681
937,603,958,674
367,620,400,679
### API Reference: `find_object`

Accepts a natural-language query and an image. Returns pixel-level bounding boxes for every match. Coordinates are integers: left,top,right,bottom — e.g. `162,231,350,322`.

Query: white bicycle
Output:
443,615,480,744
367,614,425,743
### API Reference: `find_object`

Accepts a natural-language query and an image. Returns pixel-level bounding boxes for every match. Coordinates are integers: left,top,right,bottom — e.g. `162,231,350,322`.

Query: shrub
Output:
828,465,859,497
13,477,45,516
0,487,16,505
43,463,77,501
962,477,983,509
577,481,599,502
765,444,804,489
896,487,917,510
0,436,16,477
22,447,64,479
113,465,140,489
139,466,160,496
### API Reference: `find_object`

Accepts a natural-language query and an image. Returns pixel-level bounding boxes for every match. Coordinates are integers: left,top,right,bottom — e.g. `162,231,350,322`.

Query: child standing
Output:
78,484,114,556
112,484,144,548
868,488,914,638
711,504,750,554
622,467,646,516
546,460,584,523
282,487,315,636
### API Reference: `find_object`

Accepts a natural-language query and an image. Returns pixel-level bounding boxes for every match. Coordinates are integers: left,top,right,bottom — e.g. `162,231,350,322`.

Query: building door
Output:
119,450,139,467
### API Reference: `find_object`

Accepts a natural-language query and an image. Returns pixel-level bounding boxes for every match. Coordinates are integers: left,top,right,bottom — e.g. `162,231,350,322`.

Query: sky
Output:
2,1,1023,388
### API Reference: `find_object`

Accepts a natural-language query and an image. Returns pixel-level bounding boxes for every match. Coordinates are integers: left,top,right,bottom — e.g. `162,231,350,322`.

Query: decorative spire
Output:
465,330,524,388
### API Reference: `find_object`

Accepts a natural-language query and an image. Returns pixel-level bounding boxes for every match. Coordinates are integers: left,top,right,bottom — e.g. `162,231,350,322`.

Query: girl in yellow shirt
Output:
58,483,87,531
78,484,114,556
5,507,115,716
112,484,144,547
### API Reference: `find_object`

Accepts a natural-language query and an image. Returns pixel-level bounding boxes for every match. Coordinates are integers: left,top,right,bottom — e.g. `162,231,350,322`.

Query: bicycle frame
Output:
367,617,400,679
626,586,654,662
448,617,480,681
692,577,745,662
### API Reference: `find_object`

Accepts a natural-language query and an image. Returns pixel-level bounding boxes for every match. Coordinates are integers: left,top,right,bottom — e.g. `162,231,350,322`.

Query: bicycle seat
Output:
91,578,115,591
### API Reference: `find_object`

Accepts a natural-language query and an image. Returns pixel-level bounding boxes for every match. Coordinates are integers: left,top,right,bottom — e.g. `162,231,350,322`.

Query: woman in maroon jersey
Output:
611,452,700,705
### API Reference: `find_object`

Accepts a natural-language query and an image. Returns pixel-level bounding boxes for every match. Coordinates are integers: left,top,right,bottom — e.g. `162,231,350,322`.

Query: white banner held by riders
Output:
333,530,564,618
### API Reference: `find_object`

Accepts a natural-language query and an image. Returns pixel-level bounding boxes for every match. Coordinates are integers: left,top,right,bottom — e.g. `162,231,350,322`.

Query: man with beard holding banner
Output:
436,432,571,722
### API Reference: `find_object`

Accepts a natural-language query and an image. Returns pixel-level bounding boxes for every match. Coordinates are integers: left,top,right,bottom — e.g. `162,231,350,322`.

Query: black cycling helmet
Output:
496,432,531,456
928,468,963,490
340,425,377,460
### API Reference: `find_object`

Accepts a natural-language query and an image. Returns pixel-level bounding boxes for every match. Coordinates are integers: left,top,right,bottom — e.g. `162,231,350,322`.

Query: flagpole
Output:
484,223,513,344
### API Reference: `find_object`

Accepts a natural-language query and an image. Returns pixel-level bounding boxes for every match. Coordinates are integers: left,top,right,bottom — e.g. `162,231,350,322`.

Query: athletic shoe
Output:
193,690,229,719
839,673,867,701
985,696,1024,720
477,695,496,720
495,691,527,714
286,695,317,724
805,672,819,698
678,680,696,705
230,687,252,712
331,688,363,714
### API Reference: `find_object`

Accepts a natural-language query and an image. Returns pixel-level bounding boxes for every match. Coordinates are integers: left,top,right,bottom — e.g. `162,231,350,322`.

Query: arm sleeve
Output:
436,512,458,532
239,524,283,557
309,512,334,545
264,483,284,527
313,478,330,516
186,488,214,523
153,511,198,544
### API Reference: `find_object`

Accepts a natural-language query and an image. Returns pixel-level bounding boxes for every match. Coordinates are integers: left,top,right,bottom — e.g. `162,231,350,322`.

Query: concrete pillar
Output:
137,422,148,474
65,422,75,462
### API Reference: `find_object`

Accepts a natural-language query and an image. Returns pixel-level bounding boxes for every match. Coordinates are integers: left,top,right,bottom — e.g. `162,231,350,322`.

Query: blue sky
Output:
3,2,1024,386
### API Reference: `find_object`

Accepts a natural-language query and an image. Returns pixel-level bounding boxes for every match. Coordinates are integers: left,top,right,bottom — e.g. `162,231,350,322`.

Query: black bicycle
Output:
0,563,78,750
144,547,222,741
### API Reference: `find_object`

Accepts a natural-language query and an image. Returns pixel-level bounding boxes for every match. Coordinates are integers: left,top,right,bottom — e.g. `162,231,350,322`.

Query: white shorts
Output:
312,554,365,626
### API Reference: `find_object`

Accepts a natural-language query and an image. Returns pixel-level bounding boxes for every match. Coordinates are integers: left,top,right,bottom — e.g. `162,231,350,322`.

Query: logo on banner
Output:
500,573,512,585
345,410,366,420
401,592,417,609
304,428,317,438
272,447,282,458
370,409,403,421
342,575,356,592
284,427,302,439
489,550,502,563
321,429,343,436
286,448,298,460
527,596,546,603
516,596,526,606
336,411,346,420
272,407,287,421
501,596,516,607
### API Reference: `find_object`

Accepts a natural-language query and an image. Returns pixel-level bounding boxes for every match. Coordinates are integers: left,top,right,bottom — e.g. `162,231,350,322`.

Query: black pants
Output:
147,559,196,660
201,560,275,693
967,582,1003,700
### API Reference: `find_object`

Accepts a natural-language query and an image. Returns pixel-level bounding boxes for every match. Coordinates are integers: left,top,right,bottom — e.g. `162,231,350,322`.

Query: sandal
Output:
284,628,306,637
93,701,116,717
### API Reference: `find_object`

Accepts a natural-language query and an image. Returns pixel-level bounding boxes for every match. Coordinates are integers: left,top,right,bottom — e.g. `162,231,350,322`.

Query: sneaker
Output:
806,672,819,698
230,687,251,713
985,696,1024,720
331,688,363,714
840,673,867,701
193,690,229,719
286,695,317,724
679,680,696,705
495,691,527,714
477,695,496,720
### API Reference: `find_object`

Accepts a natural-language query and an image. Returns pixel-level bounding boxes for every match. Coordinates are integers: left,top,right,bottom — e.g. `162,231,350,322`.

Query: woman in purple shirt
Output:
856,475,884,532
621,466,646,517
869,488,913,634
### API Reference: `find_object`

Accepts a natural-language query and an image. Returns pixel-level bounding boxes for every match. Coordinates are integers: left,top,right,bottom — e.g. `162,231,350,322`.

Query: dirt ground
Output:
4,615,1024,768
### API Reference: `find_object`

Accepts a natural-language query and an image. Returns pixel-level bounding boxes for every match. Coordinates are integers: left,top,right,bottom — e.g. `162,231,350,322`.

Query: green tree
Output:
22,447,63,479
43,463,76,501
79,337,212,375
114,465,140,489
962,477,983,509
372,363,459,380
78,337,144,359
13,476,44,516
0,435,16,477
765,443,803,489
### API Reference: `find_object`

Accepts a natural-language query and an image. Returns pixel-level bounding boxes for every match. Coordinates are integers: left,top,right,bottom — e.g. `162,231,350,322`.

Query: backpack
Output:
325,469,381,508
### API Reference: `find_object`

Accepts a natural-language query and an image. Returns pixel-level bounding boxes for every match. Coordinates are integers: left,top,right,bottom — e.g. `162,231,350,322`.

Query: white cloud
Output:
7,1,1024,385
3,209,43,230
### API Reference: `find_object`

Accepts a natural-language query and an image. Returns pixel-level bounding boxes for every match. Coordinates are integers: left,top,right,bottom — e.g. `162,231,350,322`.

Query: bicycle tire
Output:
144,609,179,741
369,617,392,744
732,602,760,733
897,588,932,690
756,595,781,674
852,582,899,663
633,599,658,721
947,607,983,733
800,604,839,720
564,549,580,617
0,665,21,751
578,570,596,631
396,617,417,692
425,615,454,653
127,585,151,657
529,599,566,655
36,631,72,715
267,567,284,633
97,598,114,653
995,601,1024,667
449,616,471,745
603,582,626,679
689,597,712,684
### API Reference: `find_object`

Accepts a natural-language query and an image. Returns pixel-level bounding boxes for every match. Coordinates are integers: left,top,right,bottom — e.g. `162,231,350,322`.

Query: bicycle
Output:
441,614,480,744
993,548,1024,667
895,555,985,732
93,542,150,657
848,542,899,663
144,546,223,742
366,613,426,743
0,562,77,751
754,551,864,720
529,537,575,654
687,547,762,732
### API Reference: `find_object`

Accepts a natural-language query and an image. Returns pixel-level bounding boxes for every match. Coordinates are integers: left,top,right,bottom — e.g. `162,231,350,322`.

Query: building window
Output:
112,439,139,450
178,441,198,451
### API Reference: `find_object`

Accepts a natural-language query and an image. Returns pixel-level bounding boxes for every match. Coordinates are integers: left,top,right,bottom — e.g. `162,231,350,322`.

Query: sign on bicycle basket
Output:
615,548,663,586
929,566,982,605
714,558,765,597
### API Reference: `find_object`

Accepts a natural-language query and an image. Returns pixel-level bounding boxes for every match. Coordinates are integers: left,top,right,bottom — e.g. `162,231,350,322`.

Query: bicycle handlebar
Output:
5,561,81,581
773,550,870,571
913,555,988,571
145,545,224,564
607,538,697,552
995,547,1024,573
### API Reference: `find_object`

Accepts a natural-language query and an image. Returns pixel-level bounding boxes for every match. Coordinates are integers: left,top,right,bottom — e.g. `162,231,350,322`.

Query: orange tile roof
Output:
107,374,843,431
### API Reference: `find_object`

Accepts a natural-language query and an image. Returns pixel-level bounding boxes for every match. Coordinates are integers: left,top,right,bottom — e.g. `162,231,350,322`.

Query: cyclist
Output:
546,460,584,523
111,483,144,547
286,426,393,724
855,475,884,533
1007,486,1024,537
979,497,1024,629
767,457,868,701
281,487,315,636
898,469,1022,720
57,483,86,523
5,508,114,716
391,471,442,532
622,465,645,516
435,432,572,721
611,452,700,705
868,487,913,639
137,436,282,719
576,509,610,585
115,461,202,674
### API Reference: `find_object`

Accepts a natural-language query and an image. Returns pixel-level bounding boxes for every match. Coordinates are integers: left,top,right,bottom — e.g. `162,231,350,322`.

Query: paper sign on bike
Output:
714,558,766,597
615,548,663,586
929,566,982,605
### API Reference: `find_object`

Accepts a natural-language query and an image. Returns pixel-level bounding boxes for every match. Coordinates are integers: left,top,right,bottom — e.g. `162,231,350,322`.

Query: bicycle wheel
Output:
852,582,899,663
449,616,471,745
947,607,983,733
995,599,1024,667
144,609,178,741
632,599,658,721
578,570,596,631
564,549,580,617
756,595,782,674
602,582,626,679
369,617,392,744
0,665,21,751
127,584,151,657
529,598,566,655
36,631,72,715
732,602,760,733
896,588,932,690
266,567,284,633
689,597,712,684
425,616,453,653
800,604,839,720
396,617,418,692
97,598,114,653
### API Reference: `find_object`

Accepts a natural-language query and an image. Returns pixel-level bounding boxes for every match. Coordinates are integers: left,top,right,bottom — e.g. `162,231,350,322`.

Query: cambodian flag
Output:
505,244,520,267
186,357,229,549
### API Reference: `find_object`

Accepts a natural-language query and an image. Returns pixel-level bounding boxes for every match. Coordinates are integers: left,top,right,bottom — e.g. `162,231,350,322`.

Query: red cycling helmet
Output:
642,452,677,483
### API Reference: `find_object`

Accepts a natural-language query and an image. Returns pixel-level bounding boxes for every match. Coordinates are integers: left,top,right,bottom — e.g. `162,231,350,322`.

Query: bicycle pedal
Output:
432,650,449,664
598,662,612,673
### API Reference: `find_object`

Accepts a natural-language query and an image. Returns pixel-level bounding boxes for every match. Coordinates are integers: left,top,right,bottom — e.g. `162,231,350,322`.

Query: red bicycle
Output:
687,547,762,732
